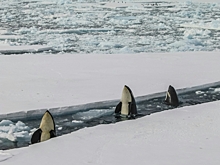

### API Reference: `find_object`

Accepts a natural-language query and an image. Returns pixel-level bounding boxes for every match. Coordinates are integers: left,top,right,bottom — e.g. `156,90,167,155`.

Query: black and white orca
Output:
31,110,56,144
164,85,179,107
115,85,137,118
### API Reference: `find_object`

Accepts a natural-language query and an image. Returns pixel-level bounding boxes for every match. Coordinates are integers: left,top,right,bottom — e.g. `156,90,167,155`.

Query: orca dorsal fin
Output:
164,85,179,107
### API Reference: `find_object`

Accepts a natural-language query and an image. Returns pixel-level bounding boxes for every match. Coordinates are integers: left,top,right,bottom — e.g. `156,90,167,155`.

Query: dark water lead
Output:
1,82,220,150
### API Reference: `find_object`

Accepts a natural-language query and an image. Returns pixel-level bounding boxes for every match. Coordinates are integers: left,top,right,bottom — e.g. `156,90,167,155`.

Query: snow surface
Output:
0,52,220,115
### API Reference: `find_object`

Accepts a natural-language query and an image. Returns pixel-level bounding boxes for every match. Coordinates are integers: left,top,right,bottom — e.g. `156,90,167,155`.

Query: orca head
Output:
39,110,56,142
121,85,132,103
31,110,56,144
120,85,132,116
120,85,137,116
164,85,179,107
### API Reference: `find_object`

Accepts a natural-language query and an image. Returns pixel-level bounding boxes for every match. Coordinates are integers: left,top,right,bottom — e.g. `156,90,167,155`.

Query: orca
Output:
115,85,137,118
164,85,179,107
31,110,56,144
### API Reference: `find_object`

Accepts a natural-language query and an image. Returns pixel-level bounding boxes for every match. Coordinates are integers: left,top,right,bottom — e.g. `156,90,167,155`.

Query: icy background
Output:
0,0,220,54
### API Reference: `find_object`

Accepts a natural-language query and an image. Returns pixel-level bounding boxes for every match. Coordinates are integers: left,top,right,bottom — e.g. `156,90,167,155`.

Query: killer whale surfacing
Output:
164,85,179,107
115,85,137,118
31,110,56,144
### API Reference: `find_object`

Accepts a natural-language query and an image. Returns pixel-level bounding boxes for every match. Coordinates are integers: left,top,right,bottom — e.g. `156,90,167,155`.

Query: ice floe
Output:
0,45,53,54
0,0,220,54
0,120,30,142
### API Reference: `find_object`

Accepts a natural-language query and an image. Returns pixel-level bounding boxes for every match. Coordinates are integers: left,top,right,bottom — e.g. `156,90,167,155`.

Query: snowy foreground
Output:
0,52,220,164
1,101,220,164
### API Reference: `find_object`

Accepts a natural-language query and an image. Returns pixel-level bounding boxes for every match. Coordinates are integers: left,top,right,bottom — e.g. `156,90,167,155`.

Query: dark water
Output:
1,84,220,150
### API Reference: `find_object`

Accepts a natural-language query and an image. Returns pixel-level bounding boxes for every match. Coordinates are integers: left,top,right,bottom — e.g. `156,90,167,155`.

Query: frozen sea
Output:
0,0,220,54
1,0,220,164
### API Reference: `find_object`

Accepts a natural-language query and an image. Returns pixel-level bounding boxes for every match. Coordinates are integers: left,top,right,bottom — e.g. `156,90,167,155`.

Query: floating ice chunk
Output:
73,109,113,121
211,19,220,29
29,128,37,136
181,21,220,31
0,120,13,126
0,45,53,55
15,121,30,132
195,91,205,95
0,29,13,35
184,31,194,39
0,35,23,40
0,120,31,142
7,133,16,142
158,23,166,29
14,131,30,141
0,132,8,139
72,120,83,123
214,88,220,92
187,39,204,46
184,29,211,39
15,121,26,127
153,23,170,30
112,16,136,21
137,37,152,45
101,2,130,9
109,17,135,25
99,42,117,48
119,46,134,53
17,27,38,35
0,29,7,35
56,0,73,5
30,128,37,133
